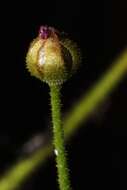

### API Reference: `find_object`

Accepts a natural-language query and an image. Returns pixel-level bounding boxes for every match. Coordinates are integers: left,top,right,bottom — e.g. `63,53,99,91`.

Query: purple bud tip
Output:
39,26,52,39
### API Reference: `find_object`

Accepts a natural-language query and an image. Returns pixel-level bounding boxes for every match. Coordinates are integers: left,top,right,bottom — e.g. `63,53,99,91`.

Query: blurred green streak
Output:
64,48,127,138
0,48,127,190
0,146,52,190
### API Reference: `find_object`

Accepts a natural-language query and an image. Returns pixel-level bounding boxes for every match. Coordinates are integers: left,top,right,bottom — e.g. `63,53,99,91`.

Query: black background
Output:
0,0,127,189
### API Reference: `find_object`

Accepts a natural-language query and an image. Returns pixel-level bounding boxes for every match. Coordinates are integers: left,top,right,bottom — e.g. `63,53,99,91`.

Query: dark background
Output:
0,0,127,189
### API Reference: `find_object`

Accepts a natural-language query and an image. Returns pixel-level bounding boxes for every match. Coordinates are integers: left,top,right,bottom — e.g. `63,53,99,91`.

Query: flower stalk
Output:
26,26,81,190
50,85,71,190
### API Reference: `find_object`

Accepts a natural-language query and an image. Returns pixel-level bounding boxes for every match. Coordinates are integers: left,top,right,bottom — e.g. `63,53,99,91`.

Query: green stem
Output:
50,85,71,190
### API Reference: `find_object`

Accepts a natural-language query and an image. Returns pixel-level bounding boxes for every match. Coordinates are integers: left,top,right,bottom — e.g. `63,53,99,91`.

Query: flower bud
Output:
26,26,81,86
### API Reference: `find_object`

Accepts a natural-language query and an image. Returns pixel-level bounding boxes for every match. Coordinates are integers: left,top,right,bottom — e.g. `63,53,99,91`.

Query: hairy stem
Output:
50,85,71,190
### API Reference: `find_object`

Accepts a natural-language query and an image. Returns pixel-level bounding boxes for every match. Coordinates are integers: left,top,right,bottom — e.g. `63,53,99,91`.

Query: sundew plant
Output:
0,25,127,190
26,26,81,190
